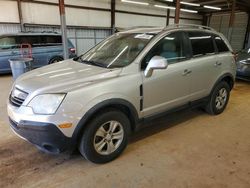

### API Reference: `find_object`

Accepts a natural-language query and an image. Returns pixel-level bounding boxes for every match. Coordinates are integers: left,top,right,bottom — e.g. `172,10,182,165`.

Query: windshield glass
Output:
78,33,155,68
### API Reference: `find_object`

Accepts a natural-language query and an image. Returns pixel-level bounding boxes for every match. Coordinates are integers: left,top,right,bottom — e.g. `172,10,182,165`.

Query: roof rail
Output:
165,24,215,31
118,26,159,32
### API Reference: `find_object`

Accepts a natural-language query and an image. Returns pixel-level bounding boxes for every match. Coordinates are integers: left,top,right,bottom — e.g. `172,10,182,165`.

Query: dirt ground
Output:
1,74,250,188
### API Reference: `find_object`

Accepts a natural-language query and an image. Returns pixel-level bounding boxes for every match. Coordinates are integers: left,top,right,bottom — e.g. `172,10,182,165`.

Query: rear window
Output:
188,32,215,57
214,35,229,53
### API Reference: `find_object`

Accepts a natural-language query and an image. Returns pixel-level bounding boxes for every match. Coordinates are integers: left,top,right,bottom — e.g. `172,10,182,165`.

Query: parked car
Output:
8,25,236,163
236,47,250,80
0,32,76,74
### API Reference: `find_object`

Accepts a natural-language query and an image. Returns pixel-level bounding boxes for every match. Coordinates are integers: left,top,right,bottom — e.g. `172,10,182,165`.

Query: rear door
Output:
186,31,220,101
0,36,20,73
19,35,63,68
41,35,63,63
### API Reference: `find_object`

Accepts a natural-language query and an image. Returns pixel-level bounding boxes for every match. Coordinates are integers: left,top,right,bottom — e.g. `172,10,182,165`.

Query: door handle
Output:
214,62,222,67
182,69,192,76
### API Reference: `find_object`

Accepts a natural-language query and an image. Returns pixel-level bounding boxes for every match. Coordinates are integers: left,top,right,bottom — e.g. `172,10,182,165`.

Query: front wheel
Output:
205,81,230,115
78,109,130,164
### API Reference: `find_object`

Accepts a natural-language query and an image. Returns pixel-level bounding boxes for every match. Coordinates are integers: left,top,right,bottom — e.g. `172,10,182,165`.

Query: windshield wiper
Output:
80,60,107,68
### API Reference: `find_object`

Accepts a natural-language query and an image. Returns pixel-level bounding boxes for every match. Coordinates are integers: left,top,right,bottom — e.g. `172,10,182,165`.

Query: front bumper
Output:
9,117,73,153
7,101,80,153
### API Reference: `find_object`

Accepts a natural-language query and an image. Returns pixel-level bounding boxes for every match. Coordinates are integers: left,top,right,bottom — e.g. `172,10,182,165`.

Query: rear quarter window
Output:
188,32,215,57
214,35,229,53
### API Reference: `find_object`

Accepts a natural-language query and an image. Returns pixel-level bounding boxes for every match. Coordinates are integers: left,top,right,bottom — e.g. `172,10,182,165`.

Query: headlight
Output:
28,94,66,115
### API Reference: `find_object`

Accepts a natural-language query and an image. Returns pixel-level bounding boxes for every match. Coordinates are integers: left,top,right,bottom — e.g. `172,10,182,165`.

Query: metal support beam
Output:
175,0,180,24
243,12,250,49
17,0,25,32
229,0,236,28
59,0,69,59
227,0,236,42
111,0,115,33
166,9,170,26
208,13,212,26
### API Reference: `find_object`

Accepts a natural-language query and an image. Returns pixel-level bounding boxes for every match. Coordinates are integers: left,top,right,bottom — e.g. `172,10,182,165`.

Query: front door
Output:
141,31,192,117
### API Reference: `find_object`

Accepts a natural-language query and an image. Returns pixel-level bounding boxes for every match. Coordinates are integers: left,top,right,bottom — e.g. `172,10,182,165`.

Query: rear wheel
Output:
49,57,63,64
78,109,130,164
205,81,230,115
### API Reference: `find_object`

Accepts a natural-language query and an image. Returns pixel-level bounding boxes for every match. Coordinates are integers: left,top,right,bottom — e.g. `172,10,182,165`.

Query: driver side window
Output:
141,32,187,70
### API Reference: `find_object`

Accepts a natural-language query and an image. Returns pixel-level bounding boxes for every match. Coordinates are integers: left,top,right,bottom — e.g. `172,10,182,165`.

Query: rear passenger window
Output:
214,36,229,53
11,35,63,48
40,36,62,46
188,32,215,57
20,36,39,47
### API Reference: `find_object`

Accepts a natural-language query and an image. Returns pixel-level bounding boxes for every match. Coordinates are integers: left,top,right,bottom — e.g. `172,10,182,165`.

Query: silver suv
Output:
8,25,236,163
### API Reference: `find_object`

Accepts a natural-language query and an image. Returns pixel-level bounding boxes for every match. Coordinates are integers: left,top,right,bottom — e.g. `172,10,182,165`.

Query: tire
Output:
205,81,230,115
49,57,63,64
78,109,130,164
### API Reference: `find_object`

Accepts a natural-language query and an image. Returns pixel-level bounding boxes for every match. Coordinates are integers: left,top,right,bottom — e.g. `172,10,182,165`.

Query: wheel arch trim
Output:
49,56,64,64
71,98,139,144
211,73,235,93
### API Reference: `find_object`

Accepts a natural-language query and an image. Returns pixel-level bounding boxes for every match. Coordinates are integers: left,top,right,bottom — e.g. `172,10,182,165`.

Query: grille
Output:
9,88,28,107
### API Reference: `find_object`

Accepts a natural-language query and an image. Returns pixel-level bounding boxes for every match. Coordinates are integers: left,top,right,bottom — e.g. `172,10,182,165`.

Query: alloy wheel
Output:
94,121,124,155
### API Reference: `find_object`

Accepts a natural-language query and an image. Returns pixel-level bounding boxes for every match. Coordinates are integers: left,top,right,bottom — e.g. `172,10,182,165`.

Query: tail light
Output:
69,48,76,54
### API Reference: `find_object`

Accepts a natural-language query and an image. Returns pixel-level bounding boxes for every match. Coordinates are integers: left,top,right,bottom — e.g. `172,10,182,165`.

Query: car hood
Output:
15,59,121,93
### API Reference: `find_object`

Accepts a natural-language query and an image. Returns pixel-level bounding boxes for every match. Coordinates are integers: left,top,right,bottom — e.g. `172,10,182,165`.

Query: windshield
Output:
77,33,155,68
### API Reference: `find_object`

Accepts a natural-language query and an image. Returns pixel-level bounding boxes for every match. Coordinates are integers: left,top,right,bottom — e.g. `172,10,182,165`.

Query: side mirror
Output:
144,56,168,77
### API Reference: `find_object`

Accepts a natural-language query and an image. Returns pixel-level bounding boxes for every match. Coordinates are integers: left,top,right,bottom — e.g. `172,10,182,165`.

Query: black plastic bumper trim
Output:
9,117,74,153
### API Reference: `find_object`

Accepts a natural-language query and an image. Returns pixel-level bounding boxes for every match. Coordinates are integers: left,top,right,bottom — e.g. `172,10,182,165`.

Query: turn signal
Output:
58,123,72,128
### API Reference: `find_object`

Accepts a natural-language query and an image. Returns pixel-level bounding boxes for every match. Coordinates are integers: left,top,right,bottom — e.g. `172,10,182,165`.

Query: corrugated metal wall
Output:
0,24,112,55
231,13,248,50
209,12,248,51
0,23,20,33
